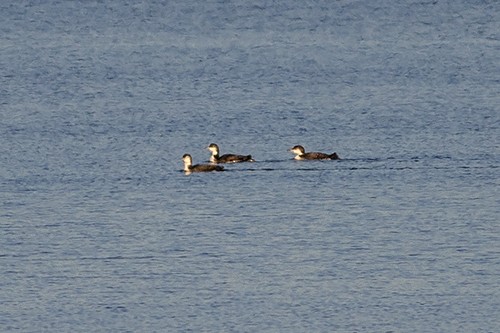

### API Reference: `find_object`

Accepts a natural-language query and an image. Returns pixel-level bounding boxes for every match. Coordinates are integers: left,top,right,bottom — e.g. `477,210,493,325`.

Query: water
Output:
1,0,499,332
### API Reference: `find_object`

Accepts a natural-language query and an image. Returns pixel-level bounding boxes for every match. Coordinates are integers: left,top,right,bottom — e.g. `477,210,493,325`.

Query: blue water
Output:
1,1,499,332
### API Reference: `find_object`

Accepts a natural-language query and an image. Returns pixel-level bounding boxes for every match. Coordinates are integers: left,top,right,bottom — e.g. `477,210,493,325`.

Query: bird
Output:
289,145,340,160
207,143,255,163
182,154,224,173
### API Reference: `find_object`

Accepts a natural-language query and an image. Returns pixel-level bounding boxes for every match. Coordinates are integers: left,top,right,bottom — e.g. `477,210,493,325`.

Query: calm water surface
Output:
1,1,499,332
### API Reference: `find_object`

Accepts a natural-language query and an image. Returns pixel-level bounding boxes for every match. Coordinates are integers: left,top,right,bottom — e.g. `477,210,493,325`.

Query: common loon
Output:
207,143,255,163
182,154,224,173
289,145,340,160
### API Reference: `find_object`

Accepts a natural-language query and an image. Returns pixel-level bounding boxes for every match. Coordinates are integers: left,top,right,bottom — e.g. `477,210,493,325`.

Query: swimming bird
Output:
207,143,255,163
289,145,340,160
182,154,224,173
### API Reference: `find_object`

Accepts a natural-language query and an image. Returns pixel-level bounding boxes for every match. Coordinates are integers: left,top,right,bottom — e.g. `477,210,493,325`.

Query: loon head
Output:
182,154,193,170
290,145,305,155
207,143,220,155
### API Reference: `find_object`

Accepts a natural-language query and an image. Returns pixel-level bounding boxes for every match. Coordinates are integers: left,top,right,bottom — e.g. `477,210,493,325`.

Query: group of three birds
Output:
182,143,340,173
